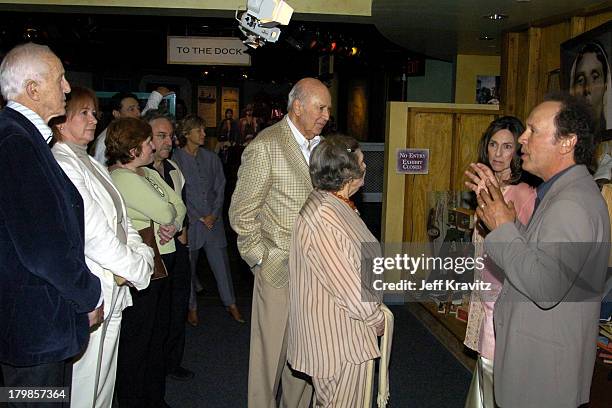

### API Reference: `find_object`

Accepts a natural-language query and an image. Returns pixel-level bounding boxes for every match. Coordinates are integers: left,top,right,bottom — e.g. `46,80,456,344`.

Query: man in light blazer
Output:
472,95,610,408
229,78,331,407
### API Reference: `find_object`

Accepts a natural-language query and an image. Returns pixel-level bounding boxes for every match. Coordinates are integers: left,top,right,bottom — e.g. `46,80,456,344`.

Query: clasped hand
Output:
158,224,177,245
464,163,516,231
200,214,217,230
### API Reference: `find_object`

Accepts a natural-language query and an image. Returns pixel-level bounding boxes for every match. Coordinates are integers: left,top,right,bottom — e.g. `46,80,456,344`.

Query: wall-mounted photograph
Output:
476,75,500,105
561,21,612,141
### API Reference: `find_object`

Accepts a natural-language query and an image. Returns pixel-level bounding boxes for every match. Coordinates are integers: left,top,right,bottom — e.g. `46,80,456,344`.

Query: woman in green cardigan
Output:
106,117,186,408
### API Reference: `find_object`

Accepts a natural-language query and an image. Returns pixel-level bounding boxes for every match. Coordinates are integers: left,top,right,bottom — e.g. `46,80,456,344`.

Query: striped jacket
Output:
288,189,384,378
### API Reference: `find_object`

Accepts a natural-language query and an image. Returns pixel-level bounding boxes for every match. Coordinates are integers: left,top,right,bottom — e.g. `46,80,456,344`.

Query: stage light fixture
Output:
236,0,294,49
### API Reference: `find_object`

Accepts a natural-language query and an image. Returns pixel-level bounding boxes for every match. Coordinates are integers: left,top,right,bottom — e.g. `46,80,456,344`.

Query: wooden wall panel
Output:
586,11,612,30
501,32,520,117
570,16,586,37
404,112,453,243
452,114,498,191
524,27,543,120
540,21,570,94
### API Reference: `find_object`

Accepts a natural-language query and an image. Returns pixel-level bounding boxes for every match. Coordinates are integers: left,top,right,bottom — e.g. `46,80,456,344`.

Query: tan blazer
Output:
229,117,313,288
287,190,384,378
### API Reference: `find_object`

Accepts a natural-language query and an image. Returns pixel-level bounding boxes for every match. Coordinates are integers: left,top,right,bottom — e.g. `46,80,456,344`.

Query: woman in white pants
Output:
51,86,153,407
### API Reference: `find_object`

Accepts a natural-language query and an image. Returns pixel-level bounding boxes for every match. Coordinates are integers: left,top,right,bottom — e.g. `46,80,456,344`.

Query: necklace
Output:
329,191,360,215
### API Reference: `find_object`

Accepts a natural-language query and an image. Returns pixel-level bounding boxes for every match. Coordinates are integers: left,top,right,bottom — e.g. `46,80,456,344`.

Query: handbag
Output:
138,220,168,280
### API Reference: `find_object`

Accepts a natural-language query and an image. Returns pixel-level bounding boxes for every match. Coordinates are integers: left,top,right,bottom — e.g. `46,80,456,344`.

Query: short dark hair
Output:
111,91,138,112
544,93,595,166
477,116,525,185
310,134,364,191
176,114,206,147
105,117,152,166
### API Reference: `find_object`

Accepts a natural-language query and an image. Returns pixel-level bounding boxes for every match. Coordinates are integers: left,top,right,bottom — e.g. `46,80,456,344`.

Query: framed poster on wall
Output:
197,86,217,128
221,87,240,119
561,21,612,141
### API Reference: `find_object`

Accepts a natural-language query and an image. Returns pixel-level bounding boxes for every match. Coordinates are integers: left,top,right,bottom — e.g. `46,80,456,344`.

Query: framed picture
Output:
561,21,612,141
476,75,500,105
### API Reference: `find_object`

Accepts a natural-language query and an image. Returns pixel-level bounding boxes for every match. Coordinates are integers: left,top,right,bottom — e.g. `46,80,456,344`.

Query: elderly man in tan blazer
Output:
229,78,331,407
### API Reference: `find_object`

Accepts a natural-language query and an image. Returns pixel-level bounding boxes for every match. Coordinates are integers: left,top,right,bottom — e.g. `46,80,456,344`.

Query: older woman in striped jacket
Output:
288,135,387,407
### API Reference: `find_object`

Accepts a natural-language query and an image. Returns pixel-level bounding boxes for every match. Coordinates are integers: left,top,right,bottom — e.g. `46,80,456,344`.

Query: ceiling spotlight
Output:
484,13,508,21
479,35,495,41
236,0,294,49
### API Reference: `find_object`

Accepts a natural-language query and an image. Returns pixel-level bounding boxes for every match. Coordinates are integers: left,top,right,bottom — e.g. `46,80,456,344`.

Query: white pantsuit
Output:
71,305,122,408
52,142,153,408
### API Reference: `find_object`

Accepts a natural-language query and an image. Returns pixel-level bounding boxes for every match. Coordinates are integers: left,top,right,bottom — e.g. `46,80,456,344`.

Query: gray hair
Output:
0,43,54,101
310,134,364,191
142,109,175,129
287,80,309,112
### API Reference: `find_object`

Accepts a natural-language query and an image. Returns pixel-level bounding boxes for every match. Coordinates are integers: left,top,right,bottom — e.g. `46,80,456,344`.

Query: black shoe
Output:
168,366,195,381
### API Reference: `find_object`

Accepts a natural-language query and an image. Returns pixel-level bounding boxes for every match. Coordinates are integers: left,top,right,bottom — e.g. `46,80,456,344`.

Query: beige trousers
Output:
248,270,312,408
312,360,372,408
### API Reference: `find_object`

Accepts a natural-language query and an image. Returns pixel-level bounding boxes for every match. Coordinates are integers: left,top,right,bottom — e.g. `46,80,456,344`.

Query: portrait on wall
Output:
561,21,612,142
475,75,500,105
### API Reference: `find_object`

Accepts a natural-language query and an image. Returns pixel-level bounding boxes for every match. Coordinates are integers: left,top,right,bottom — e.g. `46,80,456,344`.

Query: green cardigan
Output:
111,167,186,255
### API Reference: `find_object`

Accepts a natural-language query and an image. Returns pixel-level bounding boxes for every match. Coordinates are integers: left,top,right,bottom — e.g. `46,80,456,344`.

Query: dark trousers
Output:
1,360,72,407
115,252,175,408
165,240,191,373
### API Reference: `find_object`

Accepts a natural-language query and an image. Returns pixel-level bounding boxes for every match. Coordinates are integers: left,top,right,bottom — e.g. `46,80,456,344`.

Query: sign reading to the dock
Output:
396,149,429,174
167,36,251,66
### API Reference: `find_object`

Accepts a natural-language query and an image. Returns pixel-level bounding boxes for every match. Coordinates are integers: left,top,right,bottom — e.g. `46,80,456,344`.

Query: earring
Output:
58,125,64,131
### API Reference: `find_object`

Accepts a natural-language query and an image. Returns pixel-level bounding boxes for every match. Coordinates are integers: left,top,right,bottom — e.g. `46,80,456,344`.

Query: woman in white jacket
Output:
50,86,154,408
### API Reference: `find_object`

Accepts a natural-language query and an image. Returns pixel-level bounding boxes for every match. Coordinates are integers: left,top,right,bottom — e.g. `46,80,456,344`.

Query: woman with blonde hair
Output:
173,114,243,325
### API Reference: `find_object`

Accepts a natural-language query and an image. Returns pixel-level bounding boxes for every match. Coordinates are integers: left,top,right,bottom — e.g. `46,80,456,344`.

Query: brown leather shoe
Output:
227,304,245,323
187,309,199,327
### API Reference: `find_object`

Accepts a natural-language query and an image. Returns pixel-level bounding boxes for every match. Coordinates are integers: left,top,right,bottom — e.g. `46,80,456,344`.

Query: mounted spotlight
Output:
236,0,294,49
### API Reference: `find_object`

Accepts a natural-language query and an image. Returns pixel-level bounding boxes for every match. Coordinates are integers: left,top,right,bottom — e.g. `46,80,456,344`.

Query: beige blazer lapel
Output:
278,118,311,186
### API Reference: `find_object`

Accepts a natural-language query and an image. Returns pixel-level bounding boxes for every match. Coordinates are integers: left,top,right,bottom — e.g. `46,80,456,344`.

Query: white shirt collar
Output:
286,115,320,163
7,101,53,143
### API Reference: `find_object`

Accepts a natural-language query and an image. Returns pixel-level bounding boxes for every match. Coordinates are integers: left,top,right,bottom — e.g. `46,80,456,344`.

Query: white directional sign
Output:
167,36,251,66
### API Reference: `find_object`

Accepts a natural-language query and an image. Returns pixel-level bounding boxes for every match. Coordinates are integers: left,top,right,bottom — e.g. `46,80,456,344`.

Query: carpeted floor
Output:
165,202,471,407
165,300,471,407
